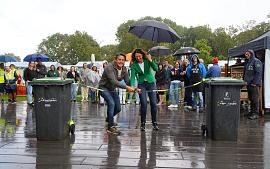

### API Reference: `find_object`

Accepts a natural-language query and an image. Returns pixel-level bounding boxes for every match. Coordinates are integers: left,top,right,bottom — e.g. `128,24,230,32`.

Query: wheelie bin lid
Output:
206,77,246,86
30,77,74,86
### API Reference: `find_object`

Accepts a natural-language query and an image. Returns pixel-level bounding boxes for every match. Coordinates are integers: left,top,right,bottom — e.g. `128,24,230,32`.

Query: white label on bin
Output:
37,98,57,103
45,104,51,107
224,92,231,101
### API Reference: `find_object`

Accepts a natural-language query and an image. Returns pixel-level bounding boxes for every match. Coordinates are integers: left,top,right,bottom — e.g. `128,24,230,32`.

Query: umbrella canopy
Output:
173,47,200,56
149,46,171,57
0,55,18,62
128,20,180,43
23,54,49,62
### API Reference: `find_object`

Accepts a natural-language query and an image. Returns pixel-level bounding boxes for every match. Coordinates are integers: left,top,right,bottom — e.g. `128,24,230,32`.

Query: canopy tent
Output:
228,30,270,57
228,30,270,109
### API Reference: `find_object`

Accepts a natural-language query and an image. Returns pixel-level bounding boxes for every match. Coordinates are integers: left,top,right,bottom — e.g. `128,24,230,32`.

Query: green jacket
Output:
47,70,60,77
130,59,158,86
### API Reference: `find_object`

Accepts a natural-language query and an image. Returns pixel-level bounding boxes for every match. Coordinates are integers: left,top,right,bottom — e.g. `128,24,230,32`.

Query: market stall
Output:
228,30,270,110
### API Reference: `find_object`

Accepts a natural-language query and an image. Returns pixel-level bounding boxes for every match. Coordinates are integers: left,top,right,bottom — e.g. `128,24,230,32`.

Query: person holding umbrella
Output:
36,59,47,79
130,48,159,131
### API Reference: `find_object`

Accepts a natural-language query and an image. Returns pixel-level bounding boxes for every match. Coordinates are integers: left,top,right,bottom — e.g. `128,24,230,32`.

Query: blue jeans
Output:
192,91,204,110
100,89,121,127
90,90,96,102
26,82,33,104
169,80,181,105
138,82,157,124
71,83,78,101
128,92,140,103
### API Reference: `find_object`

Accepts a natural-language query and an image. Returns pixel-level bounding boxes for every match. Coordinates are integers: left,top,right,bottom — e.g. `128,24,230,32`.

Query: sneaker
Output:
152,122,159,130
187,107,196,111
173,104,178,108
127,101,131,104
168,104,174,108
107,127,121,135
135,102,140,105
140,123,146,131
248,114,259,120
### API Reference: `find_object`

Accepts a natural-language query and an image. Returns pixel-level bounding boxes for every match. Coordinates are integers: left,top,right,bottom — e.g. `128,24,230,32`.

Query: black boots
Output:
152,122,159,131
140,122,146,131
140,122,159,131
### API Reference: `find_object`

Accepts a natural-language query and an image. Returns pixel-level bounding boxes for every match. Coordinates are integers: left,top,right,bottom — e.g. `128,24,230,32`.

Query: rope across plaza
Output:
80,78,209,93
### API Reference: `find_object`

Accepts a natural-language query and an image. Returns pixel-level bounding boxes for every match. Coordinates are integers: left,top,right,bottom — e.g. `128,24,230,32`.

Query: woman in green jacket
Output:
130,48,159,131
47,65,60,77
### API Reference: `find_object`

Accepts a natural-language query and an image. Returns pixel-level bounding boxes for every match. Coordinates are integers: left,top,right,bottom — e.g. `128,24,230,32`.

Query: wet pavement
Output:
0,102,270,169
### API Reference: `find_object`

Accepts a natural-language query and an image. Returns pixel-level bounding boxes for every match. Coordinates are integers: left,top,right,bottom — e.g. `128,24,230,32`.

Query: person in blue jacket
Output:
243,50,263,120
186,54,206,112
206,58,221,78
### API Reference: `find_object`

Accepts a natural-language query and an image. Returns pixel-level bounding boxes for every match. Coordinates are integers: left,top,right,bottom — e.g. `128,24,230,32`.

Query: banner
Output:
265,49,270,108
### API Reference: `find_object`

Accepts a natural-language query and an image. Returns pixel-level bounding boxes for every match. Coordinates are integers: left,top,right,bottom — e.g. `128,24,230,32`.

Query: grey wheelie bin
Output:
30,78,73,140
205,77,245,141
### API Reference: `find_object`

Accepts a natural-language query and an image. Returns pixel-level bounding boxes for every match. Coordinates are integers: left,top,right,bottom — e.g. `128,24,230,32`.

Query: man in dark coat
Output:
243,50,263,120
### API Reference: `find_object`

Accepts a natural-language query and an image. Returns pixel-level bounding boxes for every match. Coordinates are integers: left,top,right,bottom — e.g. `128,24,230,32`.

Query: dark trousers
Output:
100,89,121,127
138,82,157,124
247,85,259,115
184,82,193,106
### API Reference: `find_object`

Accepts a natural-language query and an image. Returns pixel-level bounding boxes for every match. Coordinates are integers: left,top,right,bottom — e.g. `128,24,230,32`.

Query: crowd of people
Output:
0,48,261,135
0,63,22,103
22,59,107,106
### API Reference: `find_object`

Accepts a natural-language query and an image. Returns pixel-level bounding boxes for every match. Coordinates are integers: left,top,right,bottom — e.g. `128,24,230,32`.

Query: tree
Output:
184,25,213,47
194,39,212,64
211,27,236,58
100,44,118,61
38,31,100,65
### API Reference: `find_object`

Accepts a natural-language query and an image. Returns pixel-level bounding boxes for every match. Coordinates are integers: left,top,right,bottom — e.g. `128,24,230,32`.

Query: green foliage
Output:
100,44,118,61
211,27,236,58
38,31,100,65
194,39,212,64
37,14,270,66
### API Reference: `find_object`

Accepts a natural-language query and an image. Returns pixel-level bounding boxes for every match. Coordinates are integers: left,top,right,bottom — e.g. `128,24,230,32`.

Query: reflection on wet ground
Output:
0,102,270,168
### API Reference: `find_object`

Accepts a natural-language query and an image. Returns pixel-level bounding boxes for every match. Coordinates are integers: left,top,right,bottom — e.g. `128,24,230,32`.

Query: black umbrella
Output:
173,47,200,56
128,20,180,43
149,46,171,57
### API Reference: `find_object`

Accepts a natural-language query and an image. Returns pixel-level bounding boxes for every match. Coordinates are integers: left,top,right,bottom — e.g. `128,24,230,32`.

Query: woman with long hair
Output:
155,63,166,105
130,48,159,131
23,61,37,106
66,66,80,102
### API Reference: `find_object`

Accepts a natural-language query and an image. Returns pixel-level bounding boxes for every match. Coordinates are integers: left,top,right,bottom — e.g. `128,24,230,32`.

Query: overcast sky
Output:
0,0,269,58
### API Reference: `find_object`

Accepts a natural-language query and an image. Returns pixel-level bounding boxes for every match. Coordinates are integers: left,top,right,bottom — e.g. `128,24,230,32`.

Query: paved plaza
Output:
0,102,269,169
